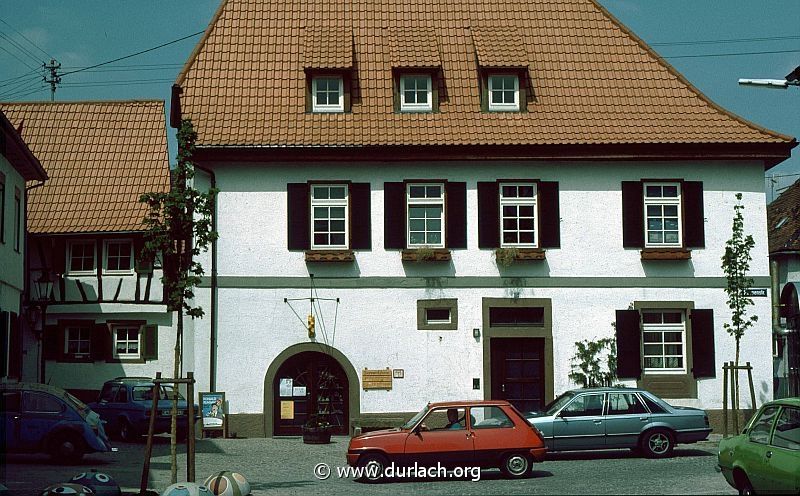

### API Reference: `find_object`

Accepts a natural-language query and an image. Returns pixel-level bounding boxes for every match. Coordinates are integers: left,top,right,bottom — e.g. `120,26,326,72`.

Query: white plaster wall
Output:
188,158,773,416
0,154,25,314
195,160,770,279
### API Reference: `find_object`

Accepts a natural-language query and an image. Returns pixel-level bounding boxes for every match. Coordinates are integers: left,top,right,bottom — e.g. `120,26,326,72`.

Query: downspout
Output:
193,164,218,392
770,257,782,334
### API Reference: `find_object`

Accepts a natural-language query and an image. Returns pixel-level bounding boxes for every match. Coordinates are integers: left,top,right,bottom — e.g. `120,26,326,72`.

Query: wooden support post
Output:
140,372,162,495
722,362,728,437
746,362,757,425
187,372,195,482
731,363,739,434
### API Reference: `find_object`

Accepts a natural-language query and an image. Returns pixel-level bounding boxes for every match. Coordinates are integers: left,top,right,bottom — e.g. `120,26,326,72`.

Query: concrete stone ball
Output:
160,482,213,496
203,472,250,496
69,471,121,496
40,483,94,495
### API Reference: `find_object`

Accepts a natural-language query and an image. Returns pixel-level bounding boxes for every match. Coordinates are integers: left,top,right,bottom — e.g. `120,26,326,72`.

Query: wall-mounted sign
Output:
744,288,768,297
362,368,393,390
292,386,306,397
199,392,225,430
280,400,294,419
392,369,404,379
279,378,293,397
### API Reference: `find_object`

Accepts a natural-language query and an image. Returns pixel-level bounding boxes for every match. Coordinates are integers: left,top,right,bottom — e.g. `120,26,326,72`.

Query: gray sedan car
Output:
525,387,711,458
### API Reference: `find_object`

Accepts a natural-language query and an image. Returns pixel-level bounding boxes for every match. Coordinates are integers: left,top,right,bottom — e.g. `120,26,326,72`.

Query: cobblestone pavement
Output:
2,435,735,495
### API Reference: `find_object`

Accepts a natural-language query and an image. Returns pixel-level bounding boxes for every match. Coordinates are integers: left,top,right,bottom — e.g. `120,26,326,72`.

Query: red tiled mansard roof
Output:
174,0,795,160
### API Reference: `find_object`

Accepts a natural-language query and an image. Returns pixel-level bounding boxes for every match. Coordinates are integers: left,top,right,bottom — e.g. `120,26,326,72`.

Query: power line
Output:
0,73,40,90
664,49,800,59
651,35,800,47
58,30,204,77
0,30,43,66
0,17,53,59
59,78,175,88
0,43,38,70
0,67,41,85
0,76,41,98
0,83,47,100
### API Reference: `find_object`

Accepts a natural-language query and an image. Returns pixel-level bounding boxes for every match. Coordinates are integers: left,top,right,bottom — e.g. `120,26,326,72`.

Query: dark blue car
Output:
88,377,194,442
1,382,111,462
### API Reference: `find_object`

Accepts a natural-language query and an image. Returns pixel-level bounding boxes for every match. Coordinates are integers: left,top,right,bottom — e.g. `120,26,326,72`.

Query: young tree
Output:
569,335,617,388
721,193,758,419
139,119,217,483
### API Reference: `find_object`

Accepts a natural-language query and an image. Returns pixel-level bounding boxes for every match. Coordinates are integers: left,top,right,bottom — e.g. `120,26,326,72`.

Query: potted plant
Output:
495,247,519,267
302,414,332,444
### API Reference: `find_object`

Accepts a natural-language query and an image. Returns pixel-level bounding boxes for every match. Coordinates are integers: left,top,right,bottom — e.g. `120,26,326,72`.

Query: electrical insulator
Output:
307,314,316,338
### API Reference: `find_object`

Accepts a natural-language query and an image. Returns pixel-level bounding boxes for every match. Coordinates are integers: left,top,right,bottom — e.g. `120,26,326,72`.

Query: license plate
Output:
161,410,186,416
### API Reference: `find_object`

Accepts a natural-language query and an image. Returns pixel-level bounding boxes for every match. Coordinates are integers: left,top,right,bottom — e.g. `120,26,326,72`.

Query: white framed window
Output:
400,75,432,112
113,325,141,359
67,240,96,274
500,183,537,247
65,327,91,356
425,308,452,325
311,184,348,249
642,310,686,373
644,183,682,247
488,75,519,111
312,76,344,113
104,239,134,273
407,183,444,248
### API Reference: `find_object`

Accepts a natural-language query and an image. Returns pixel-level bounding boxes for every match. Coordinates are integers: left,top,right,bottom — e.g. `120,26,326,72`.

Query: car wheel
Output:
500,452,531,479
49,432,85,463
357,453,388,483
639,428,674,458
734,470,755,496
118,419,137,442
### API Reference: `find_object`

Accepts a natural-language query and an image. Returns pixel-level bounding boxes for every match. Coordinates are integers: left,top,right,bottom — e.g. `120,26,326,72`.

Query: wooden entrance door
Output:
490,338,545,413
273,351,348,435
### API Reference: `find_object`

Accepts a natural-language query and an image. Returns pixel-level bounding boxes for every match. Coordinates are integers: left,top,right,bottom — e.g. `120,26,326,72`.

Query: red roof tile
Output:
0,101,171,235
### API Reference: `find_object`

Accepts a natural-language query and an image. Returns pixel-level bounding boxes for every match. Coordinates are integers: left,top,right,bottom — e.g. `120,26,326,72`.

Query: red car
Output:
347,400,546,481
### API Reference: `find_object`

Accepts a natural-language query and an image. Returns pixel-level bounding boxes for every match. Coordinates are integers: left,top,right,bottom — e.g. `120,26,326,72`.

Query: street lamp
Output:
738,66,800,89
27,269,54,383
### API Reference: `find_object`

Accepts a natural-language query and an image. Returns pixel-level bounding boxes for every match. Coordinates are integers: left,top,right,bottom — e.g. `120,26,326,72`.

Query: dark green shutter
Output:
143,325,158,360
287,183,310,250
690,309,715,378
538,181,560,248
42,325,60,360
615,309,642,379
621,181,644,248
383,182,406,249
8,312,21,378
445,182,467,249
683,181,705,248
349,183,371,250
91,324,110,361
477,182,499,249
134,237,153,273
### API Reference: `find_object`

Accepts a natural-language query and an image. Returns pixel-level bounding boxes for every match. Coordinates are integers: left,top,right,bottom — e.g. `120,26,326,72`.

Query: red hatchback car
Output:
347,400,547,481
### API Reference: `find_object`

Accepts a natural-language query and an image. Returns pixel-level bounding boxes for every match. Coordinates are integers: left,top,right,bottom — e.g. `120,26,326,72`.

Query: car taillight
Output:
145,409,151,417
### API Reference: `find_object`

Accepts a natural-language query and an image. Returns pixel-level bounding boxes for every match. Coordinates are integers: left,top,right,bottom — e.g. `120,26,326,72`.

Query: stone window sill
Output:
401,249,452,262
640,248,691,260
304,250,355,262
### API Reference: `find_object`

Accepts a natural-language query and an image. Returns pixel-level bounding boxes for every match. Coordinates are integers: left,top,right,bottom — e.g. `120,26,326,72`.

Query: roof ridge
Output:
175,0,229,87
588,0,794,144
0,99,164,105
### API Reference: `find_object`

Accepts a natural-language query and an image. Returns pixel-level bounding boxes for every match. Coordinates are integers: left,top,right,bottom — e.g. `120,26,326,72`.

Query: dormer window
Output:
488,75,520,111
311,76,344,113
400,75,433,112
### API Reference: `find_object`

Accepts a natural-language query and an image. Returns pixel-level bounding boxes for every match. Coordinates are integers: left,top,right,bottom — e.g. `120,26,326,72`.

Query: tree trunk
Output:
170,304,182,484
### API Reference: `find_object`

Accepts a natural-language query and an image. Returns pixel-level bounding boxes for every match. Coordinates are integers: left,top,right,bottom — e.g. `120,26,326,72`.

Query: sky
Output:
1,0,798,202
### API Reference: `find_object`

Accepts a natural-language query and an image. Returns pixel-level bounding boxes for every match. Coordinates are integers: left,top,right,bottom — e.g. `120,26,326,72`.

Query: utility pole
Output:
42,59,61,101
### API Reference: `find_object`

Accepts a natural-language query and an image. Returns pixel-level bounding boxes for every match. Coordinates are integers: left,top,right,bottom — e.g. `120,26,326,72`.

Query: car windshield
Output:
402,405,430,430
132,385,185,401
544,392,575,415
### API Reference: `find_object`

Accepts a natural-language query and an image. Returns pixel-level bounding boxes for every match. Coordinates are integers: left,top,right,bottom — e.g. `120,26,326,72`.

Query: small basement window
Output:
417,299,458,330
489,307,544,327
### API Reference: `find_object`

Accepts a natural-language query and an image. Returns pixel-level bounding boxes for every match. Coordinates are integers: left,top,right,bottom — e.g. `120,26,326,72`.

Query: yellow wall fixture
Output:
307,314,316,338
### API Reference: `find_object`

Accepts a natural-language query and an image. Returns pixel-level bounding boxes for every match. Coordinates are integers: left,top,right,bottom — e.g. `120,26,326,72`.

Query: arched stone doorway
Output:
264,344,359,437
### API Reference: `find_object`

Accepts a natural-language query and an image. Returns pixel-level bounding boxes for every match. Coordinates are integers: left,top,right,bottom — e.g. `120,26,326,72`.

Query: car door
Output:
2,391,22,452
762,406,800,493
739,406,780,490
92,384,119,428
469,405,519,465
552,393,606,450
19,391,65,452
604,392,649,448
404,407,473,466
